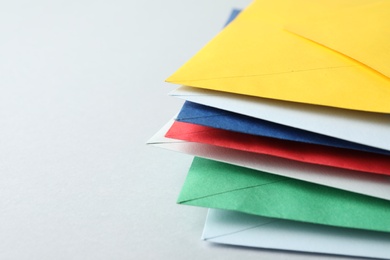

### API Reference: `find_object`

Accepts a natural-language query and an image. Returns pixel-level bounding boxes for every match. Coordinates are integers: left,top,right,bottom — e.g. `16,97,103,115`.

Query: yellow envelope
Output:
286,1,390,79
166,0,390,113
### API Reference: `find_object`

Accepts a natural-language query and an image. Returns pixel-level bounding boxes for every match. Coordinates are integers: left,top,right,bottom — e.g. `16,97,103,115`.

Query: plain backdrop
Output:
0,1,366,259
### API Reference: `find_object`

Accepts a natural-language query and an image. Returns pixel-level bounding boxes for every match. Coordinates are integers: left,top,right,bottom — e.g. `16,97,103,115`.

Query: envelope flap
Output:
179,157,390,233
202,209,274,240
171,86,390,151
286,1,390,79
146,116,186,145
166,121,390,176
176,101,390,155
166,0,390,113
203,209,390,259
176,101,228,121
177,157,284,203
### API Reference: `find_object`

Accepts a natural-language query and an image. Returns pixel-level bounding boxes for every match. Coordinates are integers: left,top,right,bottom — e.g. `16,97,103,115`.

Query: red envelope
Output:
166,121,390,176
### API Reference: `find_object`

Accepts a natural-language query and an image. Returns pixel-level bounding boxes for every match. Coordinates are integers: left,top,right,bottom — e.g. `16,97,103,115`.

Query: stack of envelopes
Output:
148,0,390,259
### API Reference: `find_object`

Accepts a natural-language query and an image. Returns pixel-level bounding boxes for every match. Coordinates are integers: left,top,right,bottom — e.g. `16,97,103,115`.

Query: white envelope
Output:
170,86,390,151
147,119,390,200
203,209,390,259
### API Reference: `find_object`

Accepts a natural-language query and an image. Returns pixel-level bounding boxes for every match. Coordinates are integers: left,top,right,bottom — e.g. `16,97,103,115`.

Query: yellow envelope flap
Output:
286,1,390,79
167,0,390,113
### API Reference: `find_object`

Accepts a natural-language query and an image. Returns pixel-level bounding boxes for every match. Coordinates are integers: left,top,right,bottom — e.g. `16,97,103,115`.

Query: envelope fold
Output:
178,157,390,233
167,0,390,113
286,1,390,79
203,209,390,259
170,86,390,151
148,118,390,201
166,121,390,175
176,101,390,155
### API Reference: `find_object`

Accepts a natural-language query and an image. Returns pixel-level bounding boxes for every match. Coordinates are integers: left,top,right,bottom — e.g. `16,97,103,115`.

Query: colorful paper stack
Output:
148,0,390,258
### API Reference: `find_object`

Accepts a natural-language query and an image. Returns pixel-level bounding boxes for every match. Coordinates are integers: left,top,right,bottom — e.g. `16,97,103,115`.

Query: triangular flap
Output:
286,1,390,79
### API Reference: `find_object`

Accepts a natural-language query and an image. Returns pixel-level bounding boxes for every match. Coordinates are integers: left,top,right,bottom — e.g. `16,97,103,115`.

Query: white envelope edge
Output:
147,118,390,201
202,208,390,259
170,86,390,151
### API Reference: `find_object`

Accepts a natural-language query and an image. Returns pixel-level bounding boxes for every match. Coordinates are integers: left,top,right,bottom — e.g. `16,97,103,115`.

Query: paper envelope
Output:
177,101,390,155
286,1,390,79
178,157,390,233
203,209,390,259
222,8,241,27
171,86,390,151
166,121,390,176
167,0,390,113
147,119,390,200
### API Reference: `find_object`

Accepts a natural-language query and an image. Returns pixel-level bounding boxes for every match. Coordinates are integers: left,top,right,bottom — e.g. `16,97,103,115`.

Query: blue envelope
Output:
203,209,390,259
223,8,241,27
176,101,390,155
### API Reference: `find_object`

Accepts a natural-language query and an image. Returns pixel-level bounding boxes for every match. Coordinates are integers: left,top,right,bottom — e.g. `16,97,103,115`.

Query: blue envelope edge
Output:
223,9,241,27
176,101,390,155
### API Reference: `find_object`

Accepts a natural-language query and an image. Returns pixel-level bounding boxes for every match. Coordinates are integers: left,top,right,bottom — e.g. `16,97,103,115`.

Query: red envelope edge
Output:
165,121,390,176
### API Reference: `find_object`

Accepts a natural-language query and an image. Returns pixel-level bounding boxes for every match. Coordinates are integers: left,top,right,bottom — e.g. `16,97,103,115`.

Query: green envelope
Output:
178,157,390,233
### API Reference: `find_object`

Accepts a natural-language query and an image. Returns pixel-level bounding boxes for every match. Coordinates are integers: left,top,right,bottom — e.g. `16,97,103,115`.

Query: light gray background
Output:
0,1,366,259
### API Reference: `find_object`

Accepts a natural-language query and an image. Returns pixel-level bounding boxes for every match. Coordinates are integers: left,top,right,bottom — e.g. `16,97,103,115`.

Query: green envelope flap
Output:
178,157,390,233
178,157,286,200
